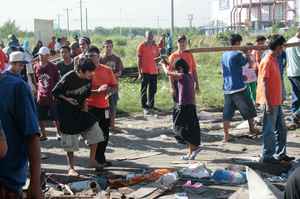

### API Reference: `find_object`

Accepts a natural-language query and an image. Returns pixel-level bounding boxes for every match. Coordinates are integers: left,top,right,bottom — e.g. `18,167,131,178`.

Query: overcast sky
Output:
0,0,212,30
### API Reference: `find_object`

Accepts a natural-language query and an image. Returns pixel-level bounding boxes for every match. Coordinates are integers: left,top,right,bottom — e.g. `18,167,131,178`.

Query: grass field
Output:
109,34,293,113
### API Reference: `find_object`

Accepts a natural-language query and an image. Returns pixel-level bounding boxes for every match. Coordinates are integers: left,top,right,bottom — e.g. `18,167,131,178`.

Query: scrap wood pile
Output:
30,158,300,199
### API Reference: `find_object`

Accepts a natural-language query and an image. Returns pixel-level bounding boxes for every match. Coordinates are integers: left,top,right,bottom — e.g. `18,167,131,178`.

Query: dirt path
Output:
41,110,300,198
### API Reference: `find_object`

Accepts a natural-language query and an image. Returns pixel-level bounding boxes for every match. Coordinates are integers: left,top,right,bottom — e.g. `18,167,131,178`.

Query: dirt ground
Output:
41,109,300,198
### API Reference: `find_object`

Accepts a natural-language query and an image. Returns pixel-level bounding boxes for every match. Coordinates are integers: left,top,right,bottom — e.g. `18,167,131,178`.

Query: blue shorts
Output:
223,90,257,121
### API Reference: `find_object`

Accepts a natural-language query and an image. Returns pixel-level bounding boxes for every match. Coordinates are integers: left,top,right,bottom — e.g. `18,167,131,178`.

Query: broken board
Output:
246,167,284,199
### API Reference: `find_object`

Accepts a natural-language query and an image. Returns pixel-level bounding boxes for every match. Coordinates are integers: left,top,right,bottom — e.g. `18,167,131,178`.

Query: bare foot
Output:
68,168,79,177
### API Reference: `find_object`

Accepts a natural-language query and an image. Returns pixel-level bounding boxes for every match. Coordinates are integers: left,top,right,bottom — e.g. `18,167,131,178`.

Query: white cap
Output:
38,47,50,55
9,51,28,64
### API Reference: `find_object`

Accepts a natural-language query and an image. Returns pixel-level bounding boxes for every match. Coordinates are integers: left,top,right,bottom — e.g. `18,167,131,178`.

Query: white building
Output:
210,0,298,29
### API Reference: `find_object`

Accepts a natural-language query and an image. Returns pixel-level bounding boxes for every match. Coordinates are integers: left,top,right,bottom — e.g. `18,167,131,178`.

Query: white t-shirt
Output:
242,63,257,83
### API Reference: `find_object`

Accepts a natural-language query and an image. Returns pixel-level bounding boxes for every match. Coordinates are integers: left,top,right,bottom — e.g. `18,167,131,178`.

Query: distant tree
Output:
0,20,20,39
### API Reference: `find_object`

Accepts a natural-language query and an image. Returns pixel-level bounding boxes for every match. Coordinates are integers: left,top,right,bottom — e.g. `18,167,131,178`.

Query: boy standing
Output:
256,35,294,164
221,34,258,142
100,40,124,131
52,57,104,175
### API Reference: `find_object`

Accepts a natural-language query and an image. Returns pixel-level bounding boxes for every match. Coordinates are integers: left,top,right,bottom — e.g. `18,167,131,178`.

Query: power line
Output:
187,14,194,29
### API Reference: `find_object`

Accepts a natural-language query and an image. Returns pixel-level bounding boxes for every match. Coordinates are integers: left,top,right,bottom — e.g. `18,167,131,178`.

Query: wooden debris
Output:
246,167,284,199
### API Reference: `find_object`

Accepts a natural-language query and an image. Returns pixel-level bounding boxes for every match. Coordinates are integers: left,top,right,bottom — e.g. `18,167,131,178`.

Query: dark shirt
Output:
100,54,123,75
57,60,74,77
178,73,195,105
52,71,96,134
0,73,39,192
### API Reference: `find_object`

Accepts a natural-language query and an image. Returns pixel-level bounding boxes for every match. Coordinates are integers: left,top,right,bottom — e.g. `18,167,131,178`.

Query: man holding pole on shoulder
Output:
221,34,259,143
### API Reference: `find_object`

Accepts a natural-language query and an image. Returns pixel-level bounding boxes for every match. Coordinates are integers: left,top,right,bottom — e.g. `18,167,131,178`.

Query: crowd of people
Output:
0,29,300,198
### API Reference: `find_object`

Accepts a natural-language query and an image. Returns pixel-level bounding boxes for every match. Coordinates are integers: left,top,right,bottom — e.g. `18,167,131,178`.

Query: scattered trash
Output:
175,192,189,199
94,176,109,190
159,134,171,140
212,169,247,185
69,180,100,193
180,163,211,179
267,175,288,183
157,172,178,187
182,180,207,194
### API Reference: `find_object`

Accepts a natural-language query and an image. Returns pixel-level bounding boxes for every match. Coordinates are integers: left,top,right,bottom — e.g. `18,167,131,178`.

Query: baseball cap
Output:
177,35,187,42
38,47,50,55
9,51,28,64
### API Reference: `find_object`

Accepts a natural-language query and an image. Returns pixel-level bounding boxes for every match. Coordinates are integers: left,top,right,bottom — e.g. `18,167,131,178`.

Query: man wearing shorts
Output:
221,34,258,142
100,40,124,131
52,57,104,175
34,47,60,140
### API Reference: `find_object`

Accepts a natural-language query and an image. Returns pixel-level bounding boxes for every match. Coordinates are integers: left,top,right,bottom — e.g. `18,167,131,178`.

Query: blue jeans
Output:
288,77,300,114
262,106,287,161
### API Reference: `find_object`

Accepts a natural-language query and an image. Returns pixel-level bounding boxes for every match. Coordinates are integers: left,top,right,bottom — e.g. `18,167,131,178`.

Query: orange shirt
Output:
168,50,197,73
87,64,118,109
137,42,159,74
48,41,56,50
256,53,282,106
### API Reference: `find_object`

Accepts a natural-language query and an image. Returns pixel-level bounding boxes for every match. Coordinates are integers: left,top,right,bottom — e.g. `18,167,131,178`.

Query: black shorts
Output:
223,90,257,121
37,104,58,121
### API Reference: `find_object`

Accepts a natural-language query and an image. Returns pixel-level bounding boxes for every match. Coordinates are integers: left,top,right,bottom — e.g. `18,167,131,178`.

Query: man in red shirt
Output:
137,31,160,115
86,46,118,167
256,34,294,164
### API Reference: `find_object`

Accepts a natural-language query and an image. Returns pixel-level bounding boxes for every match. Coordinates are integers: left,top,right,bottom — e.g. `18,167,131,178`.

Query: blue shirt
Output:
221,51,248,93
0,73,39,192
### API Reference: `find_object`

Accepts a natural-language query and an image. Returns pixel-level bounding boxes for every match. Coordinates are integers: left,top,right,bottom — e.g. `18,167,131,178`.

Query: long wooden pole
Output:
186,42,300,53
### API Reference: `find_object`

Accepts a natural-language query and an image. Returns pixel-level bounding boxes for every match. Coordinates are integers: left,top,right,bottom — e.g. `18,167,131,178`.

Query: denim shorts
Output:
223,90,257,121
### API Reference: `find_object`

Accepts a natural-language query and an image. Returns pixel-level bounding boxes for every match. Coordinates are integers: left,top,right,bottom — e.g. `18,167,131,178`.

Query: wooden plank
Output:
246,167,283,199
186,42,300,53
127,183,159,198
229,188,249,199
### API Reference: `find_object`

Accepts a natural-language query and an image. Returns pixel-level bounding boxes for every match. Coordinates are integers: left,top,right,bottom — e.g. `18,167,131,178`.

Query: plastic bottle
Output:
212,169,247,184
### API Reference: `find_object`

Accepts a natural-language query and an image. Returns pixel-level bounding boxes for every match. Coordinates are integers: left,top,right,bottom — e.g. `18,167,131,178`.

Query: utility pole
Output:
85,8,88,35
80,0,83,34
57,14,62,33
157,16,160,35
119,8,122,36
187,14,194,29
171,0,174,37
64,8,70,39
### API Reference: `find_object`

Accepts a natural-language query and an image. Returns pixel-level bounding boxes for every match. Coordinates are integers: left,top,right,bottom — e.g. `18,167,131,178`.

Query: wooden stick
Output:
186,42,300,53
